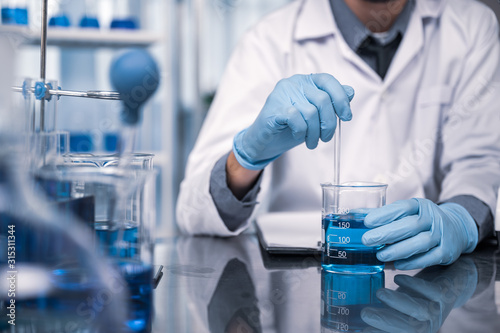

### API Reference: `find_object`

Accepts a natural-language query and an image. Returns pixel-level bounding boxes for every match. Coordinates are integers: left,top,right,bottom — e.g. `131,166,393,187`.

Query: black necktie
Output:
357,33,402,79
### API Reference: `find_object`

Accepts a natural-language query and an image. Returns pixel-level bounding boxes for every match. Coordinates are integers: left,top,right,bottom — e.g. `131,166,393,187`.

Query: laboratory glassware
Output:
110,0,138,29
321,270,384,332
0,157,128,332
64,152,153,169
321,182,388,273
48,12,70,27
1,38,126,332
80,0,99,28
35,162,156,332
16,78,59,133
1,0,28,25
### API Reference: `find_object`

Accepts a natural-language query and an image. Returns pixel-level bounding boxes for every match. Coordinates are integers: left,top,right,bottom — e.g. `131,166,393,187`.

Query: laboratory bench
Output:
151,233,500,333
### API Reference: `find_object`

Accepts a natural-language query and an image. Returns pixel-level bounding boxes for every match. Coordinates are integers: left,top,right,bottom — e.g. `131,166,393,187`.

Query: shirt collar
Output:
331,0,415,51
294,0,444,43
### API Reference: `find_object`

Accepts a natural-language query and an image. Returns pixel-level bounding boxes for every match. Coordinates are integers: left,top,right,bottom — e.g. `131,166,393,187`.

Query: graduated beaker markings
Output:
321,182,387,274
328,290,348,301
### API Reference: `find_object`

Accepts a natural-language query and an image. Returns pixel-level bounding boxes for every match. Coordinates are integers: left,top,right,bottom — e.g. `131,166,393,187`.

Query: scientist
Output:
176,0,500,270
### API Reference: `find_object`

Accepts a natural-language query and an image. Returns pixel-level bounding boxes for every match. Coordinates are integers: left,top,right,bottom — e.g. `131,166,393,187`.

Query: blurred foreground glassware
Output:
34,158,156,333
0,150,128,332
14,78,59,133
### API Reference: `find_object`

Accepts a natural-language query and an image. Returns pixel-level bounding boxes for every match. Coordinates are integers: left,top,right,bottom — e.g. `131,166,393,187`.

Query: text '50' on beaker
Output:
321,182,387,274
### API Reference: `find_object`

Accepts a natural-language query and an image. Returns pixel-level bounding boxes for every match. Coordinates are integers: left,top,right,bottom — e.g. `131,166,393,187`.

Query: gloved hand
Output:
362,198,478,270
233,73,354,170
361,257,478,333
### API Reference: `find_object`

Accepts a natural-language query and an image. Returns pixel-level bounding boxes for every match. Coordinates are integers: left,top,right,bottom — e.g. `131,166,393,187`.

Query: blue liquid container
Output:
322,212,384,273
80,16,100,28
49,14,71,27
95,221,139,258
1,7,27,25
110,18,137,29
1,7,15,24
321,270,384,332
14,7,27,24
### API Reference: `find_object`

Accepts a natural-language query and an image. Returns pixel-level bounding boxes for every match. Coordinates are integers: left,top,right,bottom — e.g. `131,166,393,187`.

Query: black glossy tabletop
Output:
152,234,500,333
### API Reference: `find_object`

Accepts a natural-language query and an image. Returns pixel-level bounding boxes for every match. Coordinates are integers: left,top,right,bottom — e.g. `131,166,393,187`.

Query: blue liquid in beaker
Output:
322,212,384,273
95,222,139,258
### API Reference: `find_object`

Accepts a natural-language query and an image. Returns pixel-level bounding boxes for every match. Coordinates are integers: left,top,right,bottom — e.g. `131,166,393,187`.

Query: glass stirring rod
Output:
333,118,341,185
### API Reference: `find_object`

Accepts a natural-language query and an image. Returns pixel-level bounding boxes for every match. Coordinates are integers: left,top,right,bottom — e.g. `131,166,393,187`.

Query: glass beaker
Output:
64,152,153,170
321,270,384,333
321,182,387,273
26,131,69,171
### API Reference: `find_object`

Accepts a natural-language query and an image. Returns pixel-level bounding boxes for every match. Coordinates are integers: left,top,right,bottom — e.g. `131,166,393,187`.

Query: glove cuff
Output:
440,202,479,253
232,129,279,171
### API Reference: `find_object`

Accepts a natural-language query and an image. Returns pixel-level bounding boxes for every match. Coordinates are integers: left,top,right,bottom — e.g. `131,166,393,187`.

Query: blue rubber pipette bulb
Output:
110,49,160,126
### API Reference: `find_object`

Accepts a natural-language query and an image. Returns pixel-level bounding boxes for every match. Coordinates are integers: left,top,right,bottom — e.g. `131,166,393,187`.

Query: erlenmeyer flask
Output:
80,0,99,28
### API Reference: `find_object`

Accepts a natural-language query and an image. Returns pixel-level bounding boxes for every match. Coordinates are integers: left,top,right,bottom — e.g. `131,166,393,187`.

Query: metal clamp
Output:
12,85,121,101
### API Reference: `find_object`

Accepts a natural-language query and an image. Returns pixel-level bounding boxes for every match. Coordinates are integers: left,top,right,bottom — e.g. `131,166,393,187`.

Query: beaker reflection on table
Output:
321,270,384,333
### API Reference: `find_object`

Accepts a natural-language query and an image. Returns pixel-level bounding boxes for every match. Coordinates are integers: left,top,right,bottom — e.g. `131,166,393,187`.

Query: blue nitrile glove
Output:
362,198,478,270
233,73,355,170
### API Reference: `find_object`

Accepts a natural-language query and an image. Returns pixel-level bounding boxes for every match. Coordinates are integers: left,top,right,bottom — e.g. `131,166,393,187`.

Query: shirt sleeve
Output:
442,195,494,243
209,152,263,231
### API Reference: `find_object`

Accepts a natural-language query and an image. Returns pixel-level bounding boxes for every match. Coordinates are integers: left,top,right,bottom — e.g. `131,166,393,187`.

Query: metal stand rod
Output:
39,0,49,131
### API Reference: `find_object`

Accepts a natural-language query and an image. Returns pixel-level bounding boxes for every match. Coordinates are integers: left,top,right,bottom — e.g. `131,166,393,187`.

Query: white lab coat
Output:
176,0,500,236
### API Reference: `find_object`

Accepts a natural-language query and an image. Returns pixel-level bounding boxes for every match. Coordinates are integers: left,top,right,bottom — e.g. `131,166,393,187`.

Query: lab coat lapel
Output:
294,0,380,82
382,6,424,87
383,0,445,87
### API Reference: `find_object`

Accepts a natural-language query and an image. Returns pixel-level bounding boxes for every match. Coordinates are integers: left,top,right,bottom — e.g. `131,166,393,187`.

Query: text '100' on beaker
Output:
321,182,387,274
